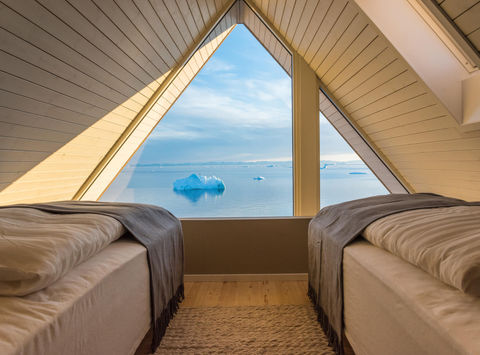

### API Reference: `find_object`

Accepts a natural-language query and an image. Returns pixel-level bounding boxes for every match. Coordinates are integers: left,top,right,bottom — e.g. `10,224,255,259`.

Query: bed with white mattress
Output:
0,204,183,355
308,195,480,355
0,240,150,355
343,206,480,355
344,240,480,355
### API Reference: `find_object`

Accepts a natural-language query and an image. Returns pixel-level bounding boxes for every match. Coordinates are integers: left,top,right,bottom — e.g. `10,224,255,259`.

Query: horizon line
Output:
129,159,364,167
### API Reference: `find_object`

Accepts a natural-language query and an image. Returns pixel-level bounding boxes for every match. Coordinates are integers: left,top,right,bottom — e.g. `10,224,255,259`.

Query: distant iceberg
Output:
266,164,276,168
253,176,265,181
349,172,367,175
173,174,225,191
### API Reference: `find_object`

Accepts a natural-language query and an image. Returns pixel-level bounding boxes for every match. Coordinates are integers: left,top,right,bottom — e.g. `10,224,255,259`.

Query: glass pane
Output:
101,25,293,217
320,113,388,207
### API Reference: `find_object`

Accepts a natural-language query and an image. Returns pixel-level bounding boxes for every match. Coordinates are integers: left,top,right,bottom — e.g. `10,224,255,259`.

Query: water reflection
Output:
174,188,225,203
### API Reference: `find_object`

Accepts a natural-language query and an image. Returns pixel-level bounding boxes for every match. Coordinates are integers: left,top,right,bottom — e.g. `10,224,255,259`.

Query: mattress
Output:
0,239,150,355
343,240,480,355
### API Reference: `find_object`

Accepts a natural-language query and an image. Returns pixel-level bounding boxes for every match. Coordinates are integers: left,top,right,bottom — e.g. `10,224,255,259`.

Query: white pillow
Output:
0,208,125,296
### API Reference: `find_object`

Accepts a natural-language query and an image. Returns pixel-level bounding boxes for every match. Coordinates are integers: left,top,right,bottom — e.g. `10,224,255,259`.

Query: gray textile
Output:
0,201,184,351
308,193,480,354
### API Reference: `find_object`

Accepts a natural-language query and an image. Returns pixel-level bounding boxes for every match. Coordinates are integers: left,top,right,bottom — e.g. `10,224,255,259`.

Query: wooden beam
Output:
293,52,320,216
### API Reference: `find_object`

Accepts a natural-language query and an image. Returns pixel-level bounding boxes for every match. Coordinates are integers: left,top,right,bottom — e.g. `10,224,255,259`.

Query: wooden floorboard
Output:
182,280,310,307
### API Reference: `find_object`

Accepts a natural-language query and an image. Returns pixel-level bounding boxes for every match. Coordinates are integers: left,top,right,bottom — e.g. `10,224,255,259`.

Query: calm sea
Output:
101,161,388,218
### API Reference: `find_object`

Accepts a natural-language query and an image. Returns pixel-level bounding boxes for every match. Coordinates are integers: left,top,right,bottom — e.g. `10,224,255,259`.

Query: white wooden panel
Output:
81,6,236,200
249,0,480,200
241,2,292,75
0,0,230,204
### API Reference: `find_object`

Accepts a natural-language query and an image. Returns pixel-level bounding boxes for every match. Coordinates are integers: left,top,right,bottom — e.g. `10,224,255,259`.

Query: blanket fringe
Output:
308,284,343,355
151,283,185,352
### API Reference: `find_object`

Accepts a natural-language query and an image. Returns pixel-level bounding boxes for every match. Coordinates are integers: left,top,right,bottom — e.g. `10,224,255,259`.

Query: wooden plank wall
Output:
2,0,479,203
437,0,480,52
241,3,292,75
0,0,230,204
82,5,237,200
250,0,480,201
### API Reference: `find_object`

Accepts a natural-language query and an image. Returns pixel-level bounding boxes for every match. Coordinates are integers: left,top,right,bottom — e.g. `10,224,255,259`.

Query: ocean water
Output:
101,161,388,218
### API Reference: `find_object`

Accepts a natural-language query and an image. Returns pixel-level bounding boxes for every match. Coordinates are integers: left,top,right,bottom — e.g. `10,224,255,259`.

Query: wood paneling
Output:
249,0,480,201
438,0,480,52
1,0,479,204
241,2,292,75
0,0,231,204
81,2,237,200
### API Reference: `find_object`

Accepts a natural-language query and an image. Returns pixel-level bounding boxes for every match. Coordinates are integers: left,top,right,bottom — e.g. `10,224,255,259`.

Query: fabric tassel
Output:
151,284,185,352
308,284,343,355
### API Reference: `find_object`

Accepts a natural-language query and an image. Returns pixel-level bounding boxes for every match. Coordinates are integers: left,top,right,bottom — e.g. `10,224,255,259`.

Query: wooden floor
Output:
182,280,310,307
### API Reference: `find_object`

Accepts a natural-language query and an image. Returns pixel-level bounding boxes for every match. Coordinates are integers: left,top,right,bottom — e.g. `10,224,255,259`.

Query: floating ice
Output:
173,174,225,191
253,176,265,181
266,164,276,168
320,163,334,170
349,172,367,175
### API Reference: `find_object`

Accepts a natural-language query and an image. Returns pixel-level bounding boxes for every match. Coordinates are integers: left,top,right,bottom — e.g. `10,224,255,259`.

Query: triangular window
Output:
320,112,388,207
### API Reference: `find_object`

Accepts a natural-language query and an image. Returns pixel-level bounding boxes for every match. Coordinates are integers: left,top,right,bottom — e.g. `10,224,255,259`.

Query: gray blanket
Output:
1,201,183,352
308,193,480,354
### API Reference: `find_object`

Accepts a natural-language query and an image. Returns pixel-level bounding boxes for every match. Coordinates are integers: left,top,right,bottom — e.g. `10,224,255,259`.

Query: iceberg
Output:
173,174,225,191
320,163,334,170
253,176,265,180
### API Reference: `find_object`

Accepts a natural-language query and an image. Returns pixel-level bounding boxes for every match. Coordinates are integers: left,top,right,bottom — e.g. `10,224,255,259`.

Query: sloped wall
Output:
0,0,232,204
81,7,237,200
249,0,480,201
437,0,480,53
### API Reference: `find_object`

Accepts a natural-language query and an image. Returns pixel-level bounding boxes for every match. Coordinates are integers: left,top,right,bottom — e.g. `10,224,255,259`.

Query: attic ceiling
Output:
0,0,234,204
436,0,480,53
0,0,479,204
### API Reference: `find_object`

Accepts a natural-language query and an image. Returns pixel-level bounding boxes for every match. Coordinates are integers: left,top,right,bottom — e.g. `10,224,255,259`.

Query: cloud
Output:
171,78,292,129
149,126,206,140
202,57,235,73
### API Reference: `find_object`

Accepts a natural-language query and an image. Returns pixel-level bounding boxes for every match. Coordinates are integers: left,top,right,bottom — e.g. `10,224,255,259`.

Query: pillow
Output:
363,206,480,297
0,208,125,296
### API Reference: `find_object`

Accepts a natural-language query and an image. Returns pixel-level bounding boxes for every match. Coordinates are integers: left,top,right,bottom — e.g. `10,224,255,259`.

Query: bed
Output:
344,239,480,355
308,194,480,355
0,202,184,355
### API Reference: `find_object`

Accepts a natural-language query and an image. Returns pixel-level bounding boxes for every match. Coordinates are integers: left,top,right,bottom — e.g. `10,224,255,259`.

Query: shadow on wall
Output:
0,1,237,204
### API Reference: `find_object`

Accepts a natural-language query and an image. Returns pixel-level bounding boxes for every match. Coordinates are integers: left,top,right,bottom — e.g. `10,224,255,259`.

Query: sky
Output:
131,25,359,164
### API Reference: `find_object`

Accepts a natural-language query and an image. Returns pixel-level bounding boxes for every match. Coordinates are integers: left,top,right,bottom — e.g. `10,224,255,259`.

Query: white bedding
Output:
363,206,480,296
0,208,125,296
344,240,480,355
0,239,150,355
